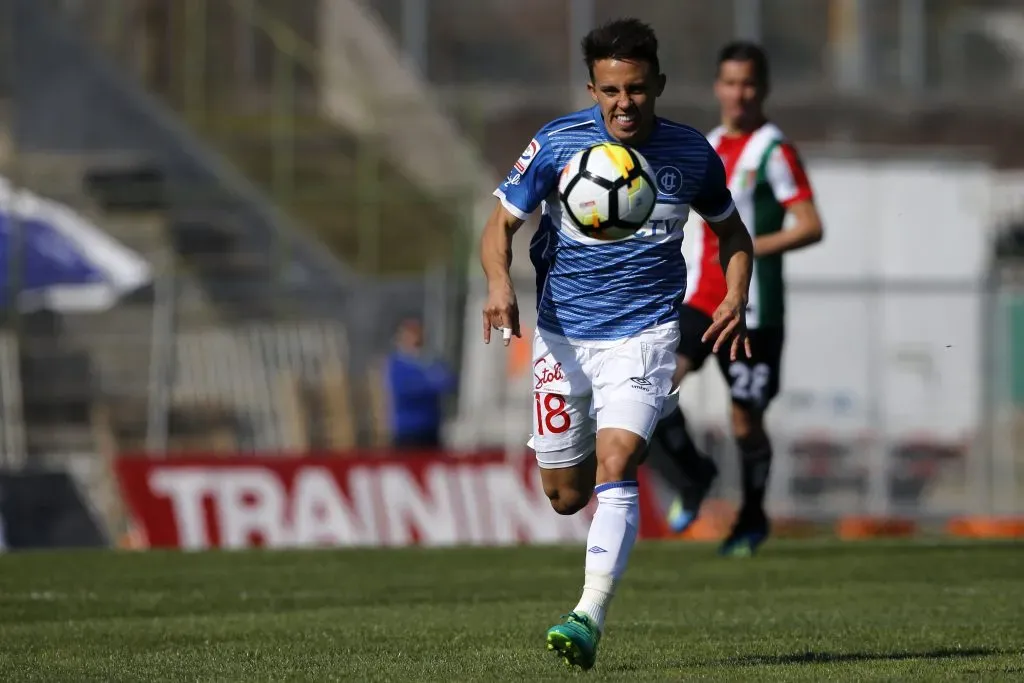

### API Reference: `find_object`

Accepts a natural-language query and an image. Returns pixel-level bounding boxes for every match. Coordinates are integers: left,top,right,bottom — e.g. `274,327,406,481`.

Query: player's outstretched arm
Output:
480,200,524,346
705,210,754,360
755,143,823,257
754,199,823,257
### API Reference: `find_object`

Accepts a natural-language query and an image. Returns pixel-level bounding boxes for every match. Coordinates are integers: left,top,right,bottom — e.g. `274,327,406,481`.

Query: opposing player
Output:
480,19,754,670
650,42,824,556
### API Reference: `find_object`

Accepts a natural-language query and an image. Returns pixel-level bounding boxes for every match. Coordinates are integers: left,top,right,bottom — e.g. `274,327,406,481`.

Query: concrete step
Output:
65,304,154,399
98,210,173,263
3,151,151,198
26,422,95,455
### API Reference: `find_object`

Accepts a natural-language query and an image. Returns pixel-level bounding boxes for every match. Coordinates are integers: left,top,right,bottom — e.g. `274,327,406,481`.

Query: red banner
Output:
114,452,669,550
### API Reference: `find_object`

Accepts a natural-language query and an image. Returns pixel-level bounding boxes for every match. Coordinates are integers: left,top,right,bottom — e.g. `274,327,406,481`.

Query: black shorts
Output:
677,305,785,411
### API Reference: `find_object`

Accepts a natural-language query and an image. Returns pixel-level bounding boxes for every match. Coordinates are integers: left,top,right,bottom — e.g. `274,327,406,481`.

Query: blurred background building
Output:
0,0,1021,547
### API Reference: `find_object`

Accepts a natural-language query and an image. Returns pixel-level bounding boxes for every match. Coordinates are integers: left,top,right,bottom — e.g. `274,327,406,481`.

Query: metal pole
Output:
733,0,763,43
3,0,26,471
899,0,926,92
831,0,870,93
400,0,428,76
0,328,27,470
356,133,381,273
865,284,889,517
994,284,1022,514
429,265,448,360
1010,290,1024,515
271,42,296,282
183,0,208,123
976,272,997,517
423,264,437,355
568,0,595,108
145,267,174,455
235,0,256,92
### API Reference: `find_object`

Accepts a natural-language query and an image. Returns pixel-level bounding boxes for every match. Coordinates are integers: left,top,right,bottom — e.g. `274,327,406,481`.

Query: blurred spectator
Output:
385,318,456,449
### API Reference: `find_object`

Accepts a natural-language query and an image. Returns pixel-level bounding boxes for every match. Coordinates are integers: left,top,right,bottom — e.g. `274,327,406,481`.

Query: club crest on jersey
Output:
734,168,757,191
743,169,757,190
514,138,540,174
655,166,682,195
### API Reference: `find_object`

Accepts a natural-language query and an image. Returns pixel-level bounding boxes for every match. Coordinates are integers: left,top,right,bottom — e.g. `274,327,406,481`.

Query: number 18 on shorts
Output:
529,325,680,470
535,392,572,438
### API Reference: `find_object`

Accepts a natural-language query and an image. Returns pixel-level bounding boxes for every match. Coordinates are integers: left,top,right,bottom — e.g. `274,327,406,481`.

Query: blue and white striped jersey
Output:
494,105,734,342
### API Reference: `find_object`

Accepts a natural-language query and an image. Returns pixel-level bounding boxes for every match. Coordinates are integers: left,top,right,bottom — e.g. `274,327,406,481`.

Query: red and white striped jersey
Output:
684,122,813,328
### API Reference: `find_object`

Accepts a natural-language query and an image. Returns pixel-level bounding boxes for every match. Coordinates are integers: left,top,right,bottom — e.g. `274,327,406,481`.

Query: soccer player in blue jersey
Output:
480,19,754,670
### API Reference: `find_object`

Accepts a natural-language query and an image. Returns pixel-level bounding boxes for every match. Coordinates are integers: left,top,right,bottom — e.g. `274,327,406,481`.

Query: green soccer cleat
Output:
718,507,770,558
545,611,601,670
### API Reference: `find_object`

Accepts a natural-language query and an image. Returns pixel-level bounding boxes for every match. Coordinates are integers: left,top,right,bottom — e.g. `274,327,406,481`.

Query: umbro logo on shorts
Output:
630,376,653,393
587,546,608,554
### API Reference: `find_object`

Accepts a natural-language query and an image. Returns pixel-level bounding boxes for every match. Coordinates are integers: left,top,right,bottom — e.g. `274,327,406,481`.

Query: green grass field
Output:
1,540,1021,681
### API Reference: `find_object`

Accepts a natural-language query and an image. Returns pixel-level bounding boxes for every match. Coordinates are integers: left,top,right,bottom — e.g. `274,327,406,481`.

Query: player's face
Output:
397,319,424,351
715,59,764,129
588,58,665,145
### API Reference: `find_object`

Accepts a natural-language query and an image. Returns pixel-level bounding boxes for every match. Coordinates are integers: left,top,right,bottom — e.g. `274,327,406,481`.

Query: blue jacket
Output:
385,351,457,439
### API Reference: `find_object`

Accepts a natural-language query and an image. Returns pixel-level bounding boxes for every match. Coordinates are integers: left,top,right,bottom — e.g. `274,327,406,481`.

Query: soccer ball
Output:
558,142,657,241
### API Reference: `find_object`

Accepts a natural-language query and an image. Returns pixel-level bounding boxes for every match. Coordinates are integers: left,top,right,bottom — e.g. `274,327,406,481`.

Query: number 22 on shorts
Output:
729,362,770,403
535,393,571,435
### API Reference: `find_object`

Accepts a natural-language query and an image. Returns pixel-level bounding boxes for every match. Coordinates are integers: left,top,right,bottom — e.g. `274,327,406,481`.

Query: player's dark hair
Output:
717,41,770,94
582,18,661,80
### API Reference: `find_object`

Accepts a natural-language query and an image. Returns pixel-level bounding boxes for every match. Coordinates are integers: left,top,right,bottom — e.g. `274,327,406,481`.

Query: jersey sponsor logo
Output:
643,218,682,237
504,172,522,186
655,165,682,195
534,358,565,390
514,138,541,174
563,203,688,245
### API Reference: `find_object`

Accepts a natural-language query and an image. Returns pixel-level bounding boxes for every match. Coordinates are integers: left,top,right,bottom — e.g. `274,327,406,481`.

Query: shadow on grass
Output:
716,647,999,667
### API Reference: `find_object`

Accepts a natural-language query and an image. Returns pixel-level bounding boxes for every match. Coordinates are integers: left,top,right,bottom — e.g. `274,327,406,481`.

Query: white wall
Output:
679,154,996,445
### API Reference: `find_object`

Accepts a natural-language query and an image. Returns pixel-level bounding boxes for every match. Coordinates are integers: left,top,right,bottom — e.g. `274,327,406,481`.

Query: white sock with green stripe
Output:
573,480,640,632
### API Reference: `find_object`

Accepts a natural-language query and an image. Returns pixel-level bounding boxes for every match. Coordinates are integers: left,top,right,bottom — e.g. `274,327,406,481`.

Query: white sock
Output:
573,480,640,632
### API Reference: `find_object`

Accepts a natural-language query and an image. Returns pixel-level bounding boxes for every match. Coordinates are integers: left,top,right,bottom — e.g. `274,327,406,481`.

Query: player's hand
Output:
703,294,752,361
482,283,520,346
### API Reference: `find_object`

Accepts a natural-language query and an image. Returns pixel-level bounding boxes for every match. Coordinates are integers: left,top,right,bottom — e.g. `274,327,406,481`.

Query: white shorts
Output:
527,323,680,469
